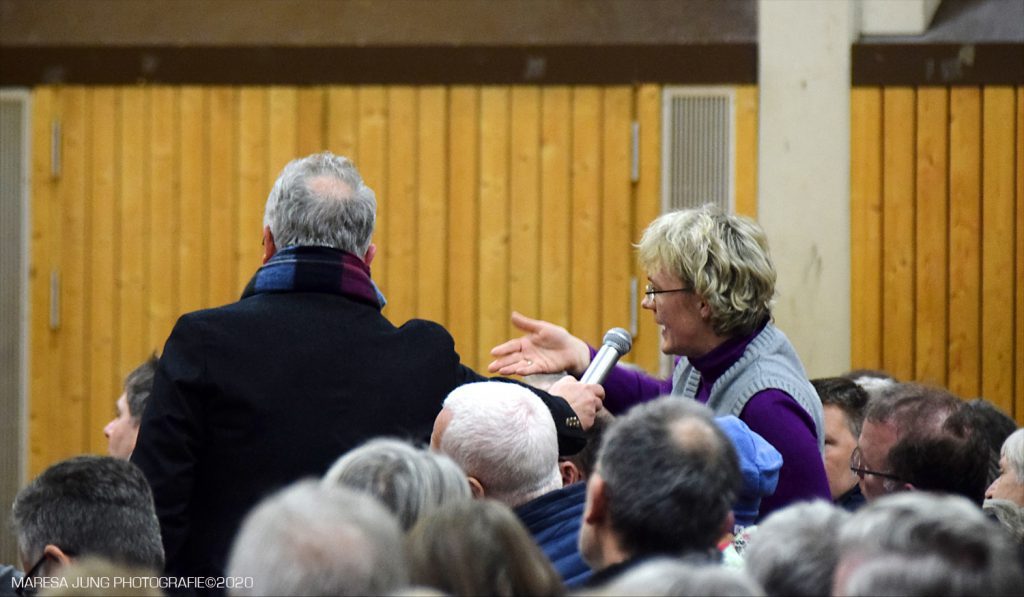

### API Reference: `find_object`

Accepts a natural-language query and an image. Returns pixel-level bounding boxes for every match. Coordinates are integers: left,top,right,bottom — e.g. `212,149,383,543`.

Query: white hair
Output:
1001,428,1024,482
601,557,764,596
438,382,561,507
227,480,408,596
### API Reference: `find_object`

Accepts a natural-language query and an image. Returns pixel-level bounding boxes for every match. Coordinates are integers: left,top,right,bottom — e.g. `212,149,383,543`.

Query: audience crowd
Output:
5,152,1023,596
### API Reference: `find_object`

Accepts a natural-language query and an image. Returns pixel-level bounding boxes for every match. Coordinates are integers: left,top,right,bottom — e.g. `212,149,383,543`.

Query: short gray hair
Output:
637,206,776,337
11,456,164,571
837,492,1023,596
1001,428,1024,483
600,557,764,596
597,397,741,555
227,480,408,596
438,382,561,508
743,501,850,597
263,152,377,255
323,438,471,531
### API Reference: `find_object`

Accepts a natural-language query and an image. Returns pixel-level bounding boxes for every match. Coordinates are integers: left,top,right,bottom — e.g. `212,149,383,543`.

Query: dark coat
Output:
515,481,591,588
131,290,583,584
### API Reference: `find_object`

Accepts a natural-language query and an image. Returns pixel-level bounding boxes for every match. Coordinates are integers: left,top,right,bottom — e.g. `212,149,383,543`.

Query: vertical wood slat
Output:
28,87,56,476
509,87,541,329
634,84,662,373
87,87,118,454
539,87,572,328
327,87,358,161
117,87,147,395
207,87,239,307
237,88,268,290
478,87,511,367
296,87,325,156
881,88,916,381
1016,86,1024,420
447,87,480,368
981,87,1016,412
601,87,633,335
356,87,388,290
570,87,602,345
734,85,759,219
385,87,418,324
913,88,949,387
268,88,298,185
148,87,178,352
416,87,448,325
850,87,884,370
178,87,207,314
948,88,983,397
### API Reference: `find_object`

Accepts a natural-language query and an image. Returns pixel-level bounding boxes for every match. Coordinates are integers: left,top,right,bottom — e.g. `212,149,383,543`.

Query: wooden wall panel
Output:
734,85,759,219
852,84,1021,421
29,83,769,472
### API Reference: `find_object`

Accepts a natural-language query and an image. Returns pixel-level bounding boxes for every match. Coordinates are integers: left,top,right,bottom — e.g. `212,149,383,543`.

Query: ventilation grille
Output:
661,88,735,213
0,92,26,564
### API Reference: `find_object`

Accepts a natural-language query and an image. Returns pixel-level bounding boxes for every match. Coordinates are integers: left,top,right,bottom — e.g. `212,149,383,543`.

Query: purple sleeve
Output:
588,345,672,415
738,389,831,518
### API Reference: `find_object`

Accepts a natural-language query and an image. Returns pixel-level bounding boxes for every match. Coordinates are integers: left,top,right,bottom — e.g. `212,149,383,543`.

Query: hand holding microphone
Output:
580,327,633,385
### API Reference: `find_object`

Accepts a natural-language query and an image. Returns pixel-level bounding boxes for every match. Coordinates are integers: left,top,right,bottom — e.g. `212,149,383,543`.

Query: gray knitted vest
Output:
671,323,824,452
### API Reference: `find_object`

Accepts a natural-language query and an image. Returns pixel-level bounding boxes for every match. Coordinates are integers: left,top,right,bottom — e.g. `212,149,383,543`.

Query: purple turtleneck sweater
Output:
596,326,830,519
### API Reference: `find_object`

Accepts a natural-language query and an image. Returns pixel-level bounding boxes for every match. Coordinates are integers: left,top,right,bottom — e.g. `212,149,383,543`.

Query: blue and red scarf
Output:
241,246,385,310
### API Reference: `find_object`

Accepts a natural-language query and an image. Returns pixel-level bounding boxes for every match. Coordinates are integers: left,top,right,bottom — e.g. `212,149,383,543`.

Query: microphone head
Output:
603,327,633,354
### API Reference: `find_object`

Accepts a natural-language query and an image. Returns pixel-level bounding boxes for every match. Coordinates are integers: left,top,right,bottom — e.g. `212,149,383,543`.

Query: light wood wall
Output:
851,85,1024,421
28,84,759,475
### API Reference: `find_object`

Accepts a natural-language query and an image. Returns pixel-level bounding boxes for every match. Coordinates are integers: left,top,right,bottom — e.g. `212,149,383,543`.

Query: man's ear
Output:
363,243,377,266
41,544,73,573
583,474,608,525
467,476,486,499
902,482,916,492
262,226,277,264
559,460,583,487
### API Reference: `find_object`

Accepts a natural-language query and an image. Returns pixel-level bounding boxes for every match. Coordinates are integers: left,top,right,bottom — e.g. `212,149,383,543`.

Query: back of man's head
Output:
836,492,1024,596
263,151,377,255
435,382,561,507
227,480,407,596
124,355,158,422
864,382,959,436
596,397,741,557
11,456,164,572
813,377,869,439
887,403,990,504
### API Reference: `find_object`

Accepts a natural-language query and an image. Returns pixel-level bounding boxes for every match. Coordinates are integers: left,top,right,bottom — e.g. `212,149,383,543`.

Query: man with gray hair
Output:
579,397,742,587
227,480,407,596
432,381,592,586
131,152,603,586
10,456,164,593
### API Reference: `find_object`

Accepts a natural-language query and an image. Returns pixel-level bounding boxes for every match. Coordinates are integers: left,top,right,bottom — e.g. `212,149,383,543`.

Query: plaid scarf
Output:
241,246,385,310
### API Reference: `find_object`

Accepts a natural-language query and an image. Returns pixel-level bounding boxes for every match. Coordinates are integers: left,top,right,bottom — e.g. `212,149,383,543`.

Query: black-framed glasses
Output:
15,549,75,597
643,283,693,299
849,446,902,481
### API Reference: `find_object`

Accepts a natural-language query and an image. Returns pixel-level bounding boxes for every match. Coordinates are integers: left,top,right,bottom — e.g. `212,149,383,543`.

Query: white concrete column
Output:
758,0,857,377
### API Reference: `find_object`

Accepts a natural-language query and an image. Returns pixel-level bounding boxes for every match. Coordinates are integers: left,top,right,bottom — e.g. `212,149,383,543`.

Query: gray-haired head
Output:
263,152,377,256
743,501,850,597
227,480,408,596
1001,427,1024,484
596,397,741,556
836,492,1023,597
323,438,471,531
124,355,158,422
11,455,164,571
983,498,1024,544
599,557,764,596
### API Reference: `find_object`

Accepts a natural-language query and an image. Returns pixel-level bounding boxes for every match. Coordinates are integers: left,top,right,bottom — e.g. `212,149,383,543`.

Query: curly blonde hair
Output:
637,205,776,337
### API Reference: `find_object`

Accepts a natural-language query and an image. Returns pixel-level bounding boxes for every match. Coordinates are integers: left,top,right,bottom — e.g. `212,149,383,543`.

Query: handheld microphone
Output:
580,327,633,385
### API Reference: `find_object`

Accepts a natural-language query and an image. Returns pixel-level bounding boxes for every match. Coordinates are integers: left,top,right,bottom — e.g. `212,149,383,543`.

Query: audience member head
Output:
743,501,850,597
835,492,1024,596
103,356,158,460
597,557,763,596
983,498,1024,545
558,413,610,486
986,427,1024,507
714,415,782,528
406,498,565,596
262,151,377,258
227,480,407,596
840,368,897,400
855,382,960,500
40,557,162,597
886,403,990,504
637,206,775,338
965,398,1017,485
322,437,470,531
11,456,164,580
812,377,868,501
431,381,561,507
579,397,741,570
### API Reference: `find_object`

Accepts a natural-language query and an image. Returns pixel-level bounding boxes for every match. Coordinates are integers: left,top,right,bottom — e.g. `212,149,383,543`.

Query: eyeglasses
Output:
643,283,693,299
849,446,902,481
15,549,75,597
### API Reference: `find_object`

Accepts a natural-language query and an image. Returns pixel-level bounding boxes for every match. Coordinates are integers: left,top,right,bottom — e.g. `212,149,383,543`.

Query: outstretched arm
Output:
488,311,592,377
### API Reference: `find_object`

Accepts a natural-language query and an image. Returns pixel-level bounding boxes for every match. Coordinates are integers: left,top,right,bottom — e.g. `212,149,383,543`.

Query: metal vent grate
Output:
661,87,735,213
